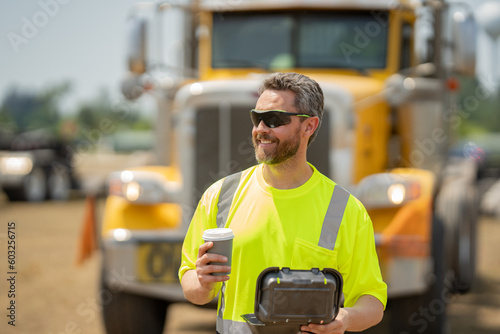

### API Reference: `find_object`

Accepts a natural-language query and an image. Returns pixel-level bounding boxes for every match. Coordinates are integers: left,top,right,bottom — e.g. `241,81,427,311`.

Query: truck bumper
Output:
0,174,25,187
375,232,434,298
382,257,433,298
101,229,187,302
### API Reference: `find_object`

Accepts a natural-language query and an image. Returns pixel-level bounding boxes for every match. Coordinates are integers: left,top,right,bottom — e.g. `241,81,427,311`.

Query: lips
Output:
256,136,275,146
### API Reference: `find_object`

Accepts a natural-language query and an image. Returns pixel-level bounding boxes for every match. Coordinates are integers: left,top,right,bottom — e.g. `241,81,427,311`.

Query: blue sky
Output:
0,0,498,115
0,0,141,113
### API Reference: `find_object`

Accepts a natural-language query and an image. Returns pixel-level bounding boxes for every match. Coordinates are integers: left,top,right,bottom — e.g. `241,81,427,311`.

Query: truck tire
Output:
450,183,478,294
387,215,448,334
422,214,449,334
47,166,71,200
101,275,169,334
437,179,478,294
4,167,47,202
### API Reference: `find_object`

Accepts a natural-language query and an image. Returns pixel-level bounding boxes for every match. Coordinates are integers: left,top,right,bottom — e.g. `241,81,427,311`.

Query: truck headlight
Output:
356,173,421,209
111,228,132,242
0,155,33,175
387,183,406,205
124,181,142,201
108,170,181,204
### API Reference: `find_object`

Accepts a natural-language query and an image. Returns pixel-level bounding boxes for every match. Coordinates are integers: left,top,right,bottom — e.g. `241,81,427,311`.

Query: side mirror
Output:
451,10,477,76
121,74,145,100
127,16,148,74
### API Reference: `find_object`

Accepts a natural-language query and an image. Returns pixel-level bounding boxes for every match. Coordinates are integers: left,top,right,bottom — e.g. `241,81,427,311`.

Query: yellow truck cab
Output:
99,1,479,333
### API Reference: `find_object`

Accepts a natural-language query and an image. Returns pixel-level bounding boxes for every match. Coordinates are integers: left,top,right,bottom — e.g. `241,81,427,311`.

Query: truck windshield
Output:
212,11,389,70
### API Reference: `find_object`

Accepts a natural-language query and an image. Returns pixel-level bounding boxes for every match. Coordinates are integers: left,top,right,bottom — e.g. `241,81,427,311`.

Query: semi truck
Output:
97,0,479,333
0,128,75,201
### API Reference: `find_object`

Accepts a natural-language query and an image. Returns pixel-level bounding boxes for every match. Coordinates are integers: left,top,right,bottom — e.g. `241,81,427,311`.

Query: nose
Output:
252,120,270,138
255,120,270,132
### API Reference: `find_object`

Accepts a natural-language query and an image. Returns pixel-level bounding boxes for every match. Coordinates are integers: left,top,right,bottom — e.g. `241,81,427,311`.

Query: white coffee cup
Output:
203,228,234,276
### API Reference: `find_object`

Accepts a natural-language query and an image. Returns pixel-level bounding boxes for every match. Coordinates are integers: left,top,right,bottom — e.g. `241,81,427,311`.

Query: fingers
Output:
197,242,230,268
195,242,231,287
299,320,344,334
197,241,213,258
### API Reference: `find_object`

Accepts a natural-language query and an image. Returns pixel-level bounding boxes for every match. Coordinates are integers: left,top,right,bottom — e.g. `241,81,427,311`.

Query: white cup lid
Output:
203,228,234,241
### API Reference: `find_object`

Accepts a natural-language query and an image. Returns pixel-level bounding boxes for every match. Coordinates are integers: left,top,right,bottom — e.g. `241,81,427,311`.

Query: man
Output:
179,72,387,334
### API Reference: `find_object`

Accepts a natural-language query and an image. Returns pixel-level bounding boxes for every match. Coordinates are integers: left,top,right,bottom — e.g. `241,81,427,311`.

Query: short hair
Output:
258,72,324,145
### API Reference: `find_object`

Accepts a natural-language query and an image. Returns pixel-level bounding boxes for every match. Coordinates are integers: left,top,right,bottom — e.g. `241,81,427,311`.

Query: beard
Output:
253,132,300,165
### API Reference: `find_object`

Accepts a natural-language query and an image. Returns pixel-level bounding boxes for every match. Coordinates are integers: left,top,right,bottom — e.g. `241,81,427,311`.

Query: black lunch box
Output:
242,267,344,334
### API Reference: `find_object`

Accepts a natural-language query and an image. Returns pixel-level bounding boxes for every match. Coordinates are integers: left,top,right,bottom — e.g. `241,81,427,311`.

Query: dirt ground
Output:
0,196,499,334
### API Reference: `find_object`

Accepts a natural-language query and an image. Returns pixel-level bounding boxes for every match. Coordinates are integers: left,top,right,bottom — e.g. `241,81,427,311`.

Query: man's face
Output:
252,90,303,165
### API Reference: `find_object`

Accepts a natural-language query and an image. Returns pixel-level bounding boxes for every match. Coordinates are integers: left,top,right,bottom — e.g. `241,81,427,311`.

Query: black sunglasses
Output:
250,109,311,128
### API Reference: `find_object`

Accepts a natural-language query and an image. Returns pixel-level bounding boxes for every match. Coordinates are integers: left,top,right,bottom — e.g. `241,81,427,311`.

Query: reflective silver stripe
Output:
318,185,350,250
216,173,242,332
216,172,242,228
217,318,252,334
218,282,226,322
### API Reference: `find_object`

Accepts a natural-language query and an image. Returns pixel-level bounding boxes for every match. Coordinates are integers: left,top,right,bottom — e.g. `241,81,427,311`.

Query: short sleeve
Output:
178,179,223,281
339,200,387,309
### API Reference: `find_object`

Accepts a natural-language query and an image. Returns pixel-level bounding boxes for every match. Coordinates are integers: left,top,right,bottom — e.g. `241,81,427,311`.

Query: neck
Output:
262,155,313,189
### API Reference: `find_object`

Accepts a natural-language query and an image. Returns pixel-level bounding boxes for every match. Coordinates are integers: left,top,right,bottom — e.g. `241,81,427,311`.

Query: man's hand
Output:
181,242,231,305
195,241,231,289
300,295,383,334
300,308,350,334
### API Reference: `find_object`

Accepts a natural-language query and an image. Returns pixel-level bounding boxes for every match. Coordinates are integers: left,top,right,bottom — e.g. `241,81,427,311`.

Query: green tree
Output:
74,88,152,145
457,77,500,136
0,81,71,135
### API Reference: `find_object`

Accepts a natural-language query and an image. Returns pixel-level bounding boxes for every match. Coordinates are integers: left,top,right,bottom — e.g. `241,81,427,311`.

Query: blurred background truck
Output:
96,0,482,333
0,128,76,201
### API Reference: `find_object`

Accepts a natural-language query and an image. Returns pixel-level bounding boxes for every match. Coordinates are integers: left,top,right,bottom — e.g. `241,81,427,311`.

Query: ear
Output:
302,117,319,139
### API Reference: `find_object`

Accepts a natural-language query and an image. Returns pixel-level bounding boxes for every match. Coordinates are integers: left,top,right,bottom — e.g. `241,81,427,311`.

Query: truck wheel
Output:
451,184,478,294
437,179,478,294
387,215,448,334
101,275,169,334
421,214,449,334
4,167,47,202
47,167,71,200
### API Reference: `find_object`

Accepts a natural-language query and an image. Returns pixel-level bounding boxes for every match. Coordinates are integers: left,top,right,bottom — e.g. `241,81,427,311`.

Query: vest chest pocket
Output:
291,237,338,270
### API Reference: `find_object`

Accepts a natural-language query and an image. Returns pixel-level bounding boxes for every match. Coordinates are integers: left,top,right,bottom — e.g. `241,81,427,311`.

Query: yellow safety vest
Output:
179,164,387,334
